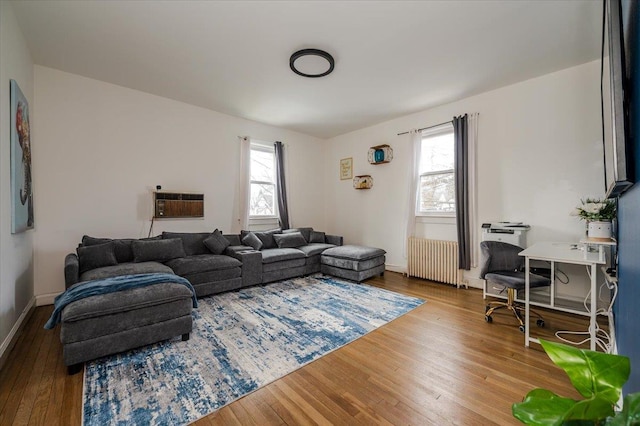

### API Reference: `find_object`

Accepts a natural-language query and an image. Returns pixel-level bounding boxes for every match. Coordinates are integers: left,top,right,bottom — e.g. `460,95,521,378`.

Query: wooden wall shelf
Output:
368,144,393,165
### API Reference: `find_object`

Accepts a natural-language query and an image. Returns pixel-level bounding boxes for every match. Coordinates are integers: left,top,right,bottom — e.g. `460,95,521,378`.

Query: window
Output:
418,125,455,215
249,143,277,217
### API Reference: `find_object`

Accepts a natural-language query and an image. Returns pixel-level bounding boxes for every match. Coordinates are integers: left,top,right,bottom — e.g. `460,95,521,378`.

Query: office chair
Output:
479,241,551,332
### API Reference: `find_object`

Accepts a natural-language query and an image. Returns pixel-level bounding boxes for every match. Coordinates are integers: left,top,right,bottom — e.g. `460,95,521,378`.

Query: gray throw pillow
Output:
81,235,134,263
204,229,230,255
77,242,118,274
283,227,312,243
273,232,307,249
241,232,263,251
309,231,326,243
162,232,210,256
132,238,186,263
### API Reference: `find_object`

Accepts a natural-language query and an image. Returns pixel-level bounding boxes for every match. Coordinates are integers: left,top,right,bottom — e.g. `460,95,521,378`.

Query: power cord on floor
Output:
554,265,617,353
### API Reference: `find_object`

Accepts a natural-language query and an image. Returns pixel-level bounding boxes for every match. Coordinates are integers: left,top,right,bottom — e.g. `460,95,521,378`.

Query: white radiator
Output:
407,237,464,287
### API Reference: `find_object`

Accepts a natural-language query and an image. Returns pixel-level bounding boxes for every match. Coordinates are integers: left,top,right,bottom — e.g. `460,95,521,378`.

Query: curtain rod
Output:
397,120,452,136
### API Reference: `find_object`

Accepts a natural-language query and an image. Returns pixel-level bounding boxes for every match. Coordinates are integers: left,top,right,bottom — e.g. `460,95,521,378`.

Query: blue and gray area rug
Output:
82,274,425,425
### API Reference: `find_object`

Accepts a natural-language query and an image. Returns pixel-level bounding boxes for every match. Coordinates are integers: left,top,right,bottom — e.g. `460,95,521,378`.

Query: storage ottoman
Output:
321,245,386,282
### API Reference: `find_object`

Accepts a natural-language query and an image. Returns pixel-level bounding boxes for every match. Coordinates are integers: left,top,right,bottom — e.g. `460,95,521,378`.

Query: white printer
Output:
481,222,530,247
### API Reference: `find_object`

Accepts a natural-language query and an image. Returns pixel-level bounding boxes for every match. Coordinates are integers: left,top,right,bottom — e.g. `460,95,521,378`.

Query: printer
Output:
481,222,530,247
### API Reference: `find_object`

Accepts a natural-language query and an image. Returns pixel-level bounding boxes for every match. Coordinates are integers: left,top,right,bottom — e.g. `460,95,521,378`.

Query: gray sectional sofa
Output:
59,227,343,372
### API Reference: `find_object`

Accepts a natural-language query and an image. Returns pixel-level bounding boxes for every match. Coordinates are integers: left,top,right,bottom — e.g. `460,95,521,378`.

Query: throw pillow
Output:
241,232,263,251
77,242,118,274
161,232,210,256
204,229,230,255
283,227,312,243
273,232,307,249
309,231,326,243
131,238,186,263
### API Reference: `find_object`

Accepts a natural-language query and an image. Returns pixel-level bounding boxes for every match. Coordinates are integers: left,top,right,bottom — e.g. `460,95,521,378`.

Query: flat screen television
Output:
602,0,634,198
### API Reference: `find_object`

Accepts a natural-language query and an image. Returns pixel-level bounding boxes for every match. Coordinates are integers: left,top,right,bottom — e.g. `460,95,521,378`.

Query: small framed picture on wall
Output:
340,157,353,180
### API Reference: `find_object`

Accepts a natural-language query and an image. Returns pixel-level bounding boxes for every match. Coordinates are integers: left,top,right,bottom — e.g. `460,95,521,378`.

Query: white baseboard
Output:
385,264,406,274
0,296,36,369
36,292,59,306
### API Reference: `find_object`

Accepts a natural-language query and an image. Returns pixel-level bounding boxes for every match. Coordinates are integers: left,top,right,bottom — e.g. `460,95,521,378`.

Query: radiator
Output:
407,237,464,287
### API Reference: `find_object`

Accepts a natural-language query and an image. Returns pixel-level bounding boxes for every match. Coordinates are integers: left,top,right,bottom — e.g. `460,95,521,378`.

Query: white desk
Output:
518,242,606,351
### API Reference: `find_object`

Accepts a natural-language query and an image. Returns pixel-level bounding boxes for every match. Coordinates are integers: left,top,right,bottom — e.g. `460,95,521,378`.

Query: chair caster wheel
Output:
518,325,525,333
485,315,493,323
536,319,545,328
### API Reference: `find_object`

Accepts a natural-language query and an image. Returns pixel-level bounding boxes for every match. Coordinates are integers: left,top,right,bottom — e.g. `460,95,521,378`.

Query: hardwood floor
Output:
0,272,593,425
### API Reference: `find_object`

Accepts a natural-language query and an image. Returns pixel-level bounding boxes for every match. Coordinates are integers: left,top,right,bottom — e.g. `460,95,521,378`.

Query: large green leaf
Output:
513,388,578,425
540,340,630,405
562,397,615,422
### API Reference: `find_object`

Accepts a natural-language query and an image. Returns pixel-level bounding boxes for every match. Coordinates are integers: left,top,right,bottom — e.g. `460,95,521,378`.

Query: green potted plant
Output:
572,199,617,240
513,339,640,425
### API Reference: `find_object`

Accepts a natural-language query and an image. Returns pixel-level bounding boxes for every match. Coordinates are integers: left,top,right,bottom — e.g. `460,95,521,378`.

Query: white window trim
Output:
249,142,279,220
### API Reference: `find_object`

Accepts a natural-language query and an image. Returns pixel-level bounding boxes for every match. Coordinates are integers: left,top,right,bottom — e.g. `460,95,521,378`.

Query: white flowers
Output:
573,198,616,222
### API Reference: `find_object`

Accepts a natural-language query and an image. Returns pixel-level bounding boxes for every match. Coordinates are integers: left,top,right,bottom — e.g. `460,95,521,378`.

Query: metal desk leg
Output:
590,263,597,351
525,256,530,347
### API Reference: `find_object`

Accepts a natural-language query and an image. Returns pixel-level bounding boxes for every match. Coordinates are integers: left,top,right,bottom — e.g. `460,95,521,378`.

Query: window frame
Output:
416,124,456,218
249,142,279,220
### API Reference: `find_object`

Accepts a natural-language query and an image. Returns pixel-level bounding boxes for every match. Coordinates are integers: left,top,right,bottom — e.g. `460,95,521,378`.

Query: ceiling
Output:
11,0,602,139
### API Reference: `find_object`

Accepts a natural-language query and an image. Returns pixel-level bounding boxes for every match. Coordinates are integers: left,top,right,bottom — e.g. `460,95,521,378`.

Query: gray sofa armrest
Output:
226,250,262,287
64,253,80,288
325,235,343,246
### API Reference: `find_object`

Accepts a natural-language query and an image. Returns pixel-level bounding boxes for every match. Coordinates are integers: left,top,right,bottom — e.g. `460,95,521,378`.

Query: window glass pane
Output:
250,149,275,182
420,132,454,174
250,183,275,216
419,172,455,213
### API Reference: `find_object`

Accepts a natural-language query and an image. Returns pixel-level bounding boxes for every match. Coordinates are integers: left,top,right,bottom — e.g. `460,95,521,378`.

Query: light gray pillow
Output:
273,232,307,249
77,242,118,274
241,232,263,251
132,238,186,263
204,229,230,255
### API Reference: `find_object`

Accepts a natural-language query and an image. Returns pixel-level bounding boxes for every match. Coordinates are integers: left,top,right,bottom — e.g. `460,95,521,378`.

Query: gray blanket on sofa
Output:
44,273,197,329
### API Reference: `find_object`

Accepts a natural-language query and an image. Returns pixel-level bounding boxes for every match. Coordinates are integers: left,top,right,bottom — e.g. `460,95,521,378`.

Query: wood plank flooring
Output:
0,272,594,425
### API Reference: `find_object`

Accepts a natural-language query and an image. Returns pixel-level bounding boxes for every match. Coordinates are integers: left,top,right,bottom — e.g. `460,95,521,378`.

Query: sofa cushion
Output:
273,232,307,249
132,238,186,263
283,227,312,243
224,245,255,255
224,234,241,246
77,242,118,274
164,254,241,276
162,232,210,256
79,261,173,282
296,243,336,257
322,245,386,261
242,232,263,250
260,248,305,264
203,229,230,255
82,235,135,263
61,282,194,324
309,231,326,244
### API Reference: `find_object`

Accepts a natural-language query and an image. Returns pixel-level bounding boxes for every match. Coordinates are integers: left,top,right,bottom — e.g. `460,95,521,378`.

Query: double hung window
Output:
418,124,456,215
249,144,278,218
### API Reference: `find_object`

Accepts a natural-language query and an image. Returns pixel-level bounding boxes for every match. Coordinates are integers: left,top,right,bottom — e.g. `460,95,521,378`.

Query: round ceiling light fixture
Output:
289,49,335,78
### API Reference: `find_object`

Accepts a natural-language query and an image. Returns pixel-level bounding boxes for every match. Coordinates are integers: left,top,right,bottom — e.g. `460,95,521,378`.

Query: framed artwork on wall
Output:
340,157,353,180
10,80,34,233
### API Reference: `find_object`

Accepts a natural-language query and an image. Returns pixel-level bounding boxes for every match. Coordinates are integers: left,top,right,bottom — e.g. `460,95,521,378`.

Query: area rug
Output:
82,274,425,425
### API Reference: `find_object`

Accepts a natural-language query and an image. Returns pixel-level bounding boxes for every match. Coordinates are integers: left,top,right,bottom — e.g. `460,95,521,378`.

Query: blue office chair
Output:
479,241,551,332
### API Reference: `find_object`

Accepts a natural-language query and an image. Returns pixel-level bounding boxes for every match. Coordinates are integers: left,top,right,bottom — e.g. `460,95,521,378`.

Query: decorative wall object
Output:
340,157,353,180
367,144,393,165
10,80,34,233
353,175,373,190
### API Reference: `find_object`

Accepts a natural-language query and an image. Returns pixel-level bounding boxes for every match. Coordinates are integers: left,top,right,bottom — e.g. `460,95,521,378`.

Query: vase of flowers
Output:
572,198,616,240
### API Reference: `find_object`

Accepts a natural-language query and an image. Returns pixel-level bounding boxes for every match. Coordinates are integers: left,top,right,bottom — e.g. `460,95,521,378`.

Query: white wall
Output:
0,1,35,358
325,61,604,292
33,66,326,300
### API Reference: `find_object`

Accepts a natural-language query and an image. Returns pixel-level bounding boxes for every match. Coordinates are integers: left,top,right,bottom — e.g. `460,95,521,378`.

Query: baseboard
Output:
36,292,59,306
384,264,406,274
0,296,36,371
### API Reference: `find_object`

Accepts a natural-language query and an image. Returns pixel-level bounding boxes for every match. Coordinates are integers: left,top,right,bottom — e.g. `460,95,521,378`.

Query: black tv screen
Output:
602,0,634,198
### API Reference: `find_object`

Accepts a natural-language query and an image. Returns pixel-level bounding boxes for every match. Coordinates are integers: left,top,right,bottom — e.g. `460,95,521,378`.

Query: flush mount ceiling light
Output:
289,49,334,78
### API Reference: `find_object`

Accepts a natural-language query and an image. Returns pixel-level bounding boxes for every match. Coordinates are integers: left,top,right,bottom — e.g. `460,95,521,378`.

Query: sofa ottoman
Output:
59,282,194,373
321,245,386,282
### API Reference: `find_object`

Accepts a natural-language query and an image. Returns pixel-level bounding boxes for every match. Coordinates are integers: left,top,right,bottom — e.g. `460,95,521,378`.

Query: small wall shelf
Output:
353,175,373,190
368,144,393,165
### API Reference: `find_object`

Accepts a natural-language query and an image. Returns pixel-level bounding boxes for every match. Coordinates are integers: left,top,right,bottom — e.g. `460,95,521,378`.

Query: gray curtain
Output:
454,114,471,270
274,141,290,230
